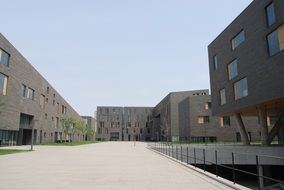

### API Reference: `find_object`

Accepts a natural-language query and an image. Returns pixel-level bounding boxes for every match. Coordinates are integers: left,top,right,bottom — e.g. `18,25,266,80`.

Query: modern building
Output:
96,106,153,141
81,116,96,140
0,33,82,146
178,94,259,142
208,0,284,145
151,90,209,142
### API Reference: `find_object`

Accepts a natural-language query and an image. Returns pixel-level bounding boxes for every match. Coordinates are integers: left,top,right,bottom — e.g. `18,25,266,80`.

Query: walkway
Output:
0,142,239,190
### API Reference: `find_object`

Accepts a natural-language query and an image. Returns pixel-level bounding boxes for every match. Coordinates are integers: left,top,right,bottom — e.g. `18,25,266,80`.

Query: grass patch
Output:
0,149,30,155
41,141,98,146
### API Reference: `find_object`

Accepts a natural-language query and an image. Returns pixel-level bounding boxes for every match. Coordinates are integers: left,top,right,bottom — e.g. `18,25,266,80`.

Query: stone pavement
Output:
0,142,241,190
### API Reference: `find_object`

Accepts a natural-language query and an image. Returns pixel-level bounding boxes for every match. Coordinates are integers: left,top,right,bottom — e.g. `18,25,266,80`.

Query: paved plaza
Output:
0,142,243,190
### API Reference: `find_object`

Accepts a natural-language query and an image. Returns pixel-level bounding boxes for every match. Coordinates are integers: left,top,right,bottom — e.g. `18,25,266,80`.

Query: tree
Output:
76,120,87,141
86,124,95,141
61,117,76,142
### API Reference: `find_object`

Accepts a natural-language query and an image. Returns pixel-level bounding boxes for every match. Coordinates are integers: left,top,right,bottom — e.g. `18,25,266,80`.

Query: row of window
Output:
198,116,231,127
21,83,35,100
214,2,282,106
220,77,248,105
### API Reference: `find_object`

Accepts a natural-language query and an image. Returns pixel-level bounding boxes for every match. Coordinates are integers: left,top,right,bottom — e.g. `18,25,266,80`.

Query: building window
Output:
228,59,238,80
221,116,230,127
0,49,10,66
56,117,59,128
198,116,210,124
46,86,49,94
0,73,8,96
61,105,67,114
27,88,35,100
267,25,284,56
40,94,45,109
45,113,47,119
213,55,218,70
220,88,226,105
266,3,276,27
21,84,26,97
205,102,211,110
234,78,248,100
231,30,245,50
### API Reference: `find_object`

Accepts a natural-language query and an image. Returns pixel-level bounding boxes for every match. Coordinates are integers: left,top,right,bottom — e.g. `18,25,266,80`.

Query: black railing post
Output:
203,149,206,172
187,147,189,164
176,145,178,160
172,145,173,158
232,152,236,184
181,146,183,162
194,148,196,167
256,155,262,190
215,150,218,177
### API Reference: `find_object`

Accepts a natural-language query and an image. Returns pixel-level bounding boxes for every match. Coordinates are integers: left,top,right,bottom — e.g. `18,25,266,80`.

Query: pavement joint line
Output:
147,146,251,190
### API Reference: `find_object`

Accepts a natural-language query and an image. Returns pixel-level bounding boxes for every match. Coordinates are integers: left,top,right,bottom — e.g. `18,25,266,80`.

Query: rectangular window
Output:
221,116,230,126
46,86,49,94
40,94,45,108
198,116,209,124
267,25,284,56
266,3,276,27
21,84,26,97
27,88,35,100
213,55,218,70
0,73,8,96
205,102,211,110
228,59,238,80
0,49,10,66
234,78,248,100
231,30,245,50
220,88,226,105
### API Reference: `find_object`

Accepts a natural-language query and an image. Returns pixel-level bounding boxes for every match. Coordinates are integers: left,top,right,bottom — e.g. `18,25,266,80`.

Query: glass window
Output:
27,88,35,100
0,49,10,66
220,88,226,105
205,102,211,110
266,3,276,27
0,73,8,95
21,84,26,97
231,30,245,50
228,59,238,80
221,116,230,126
267,25,284,56
198,116,209,124
213,55,218,70
234,78,248,100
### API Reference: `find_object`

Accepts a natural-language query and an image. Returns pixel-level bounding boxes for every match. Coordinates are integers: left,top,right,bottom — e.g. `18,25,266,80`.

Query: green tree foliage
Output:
61,117,76,142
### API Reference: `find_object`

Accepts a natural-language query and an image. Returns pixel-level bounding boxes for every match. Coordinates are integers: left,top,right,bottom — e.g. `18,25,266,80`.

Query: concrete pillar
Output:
258,165,264,189
258,108,269,146
234,113,250,145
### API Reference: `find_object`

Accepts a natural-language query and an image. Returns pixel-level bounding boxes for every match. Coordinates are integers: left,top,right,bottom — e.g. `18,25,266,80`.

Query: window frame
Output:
228,59,238,80
0,72,8,96
234,77,248,100
0,48,10,67
265,2,276,27
220,88,226,105
231,30,245,50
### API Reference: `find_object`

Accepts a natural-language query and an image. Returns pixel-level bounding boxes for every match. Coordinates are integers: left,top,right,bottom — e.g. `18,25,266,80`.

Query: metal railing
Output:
147,142,284,190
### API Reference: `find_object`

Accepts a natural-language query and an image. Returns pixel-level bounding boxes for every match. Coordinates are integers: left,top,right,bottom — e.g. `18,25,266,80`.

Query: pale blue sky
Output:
2,0,252,116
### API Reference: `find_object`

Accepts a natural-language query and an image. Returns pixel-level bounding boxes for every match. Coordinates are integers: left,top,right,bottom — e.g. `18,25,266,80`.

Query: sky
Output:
1,0,252,116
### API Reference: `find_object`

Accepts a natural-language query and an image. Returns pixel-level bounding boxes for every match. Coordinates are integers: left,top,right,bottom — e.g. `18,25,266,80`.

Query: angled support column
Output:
234,113,250,145
268,111,284,144
258,107,269,146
